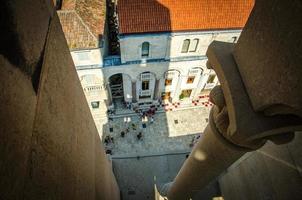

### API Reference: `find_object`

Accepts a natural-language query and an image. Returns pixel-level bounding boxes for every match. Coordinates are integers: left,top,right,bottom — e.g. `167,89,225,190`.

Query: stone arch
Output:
107,73,133,106
136,71,157,102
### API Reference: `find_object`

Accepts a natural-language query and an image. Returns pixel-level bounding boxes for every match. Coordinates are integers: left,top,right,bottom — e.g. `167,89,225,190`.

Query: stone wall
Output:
119,31,241,63
0,1,119,199
219,133,302,200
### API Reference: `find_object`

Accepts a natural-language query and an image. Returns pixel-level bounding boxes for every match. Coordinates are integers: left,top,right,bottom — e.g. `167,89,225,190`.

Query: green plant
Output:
179,93,184,100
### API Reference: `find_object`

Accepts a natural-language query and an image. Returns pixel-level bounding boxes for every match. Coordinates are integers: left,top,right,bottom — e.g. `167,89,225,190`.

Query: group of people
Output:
104,104,160,155
104,135,114,145
120,123,143,141
138,106,157,126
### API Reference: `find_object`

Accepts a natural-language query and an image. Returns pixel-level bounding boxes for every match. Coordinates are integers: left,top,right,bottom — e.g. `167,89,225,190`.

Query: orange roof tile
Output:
58,0,106,49
117,0,254,34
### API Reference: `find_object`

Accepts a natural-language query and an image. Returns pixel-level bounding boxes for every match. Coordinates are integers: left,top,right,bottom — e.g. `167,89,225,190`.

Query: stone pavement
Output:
112,154,221,200
102,107,211,157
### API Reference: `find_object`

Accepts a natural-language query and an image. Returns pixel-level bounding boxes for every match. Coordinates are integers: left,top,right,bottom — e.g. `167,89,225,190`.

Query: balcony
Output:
204,82,216,90
103,56,122,67
139,89,152,98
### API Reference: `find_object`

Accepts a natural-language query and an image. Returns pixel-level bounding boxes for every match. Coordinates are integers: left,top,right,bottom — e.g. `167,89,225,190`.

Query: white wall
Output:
122,74,132,102
71,48,103,66
71,30,238,107
119,30,241,63
76,68,108,132
119,34,169,63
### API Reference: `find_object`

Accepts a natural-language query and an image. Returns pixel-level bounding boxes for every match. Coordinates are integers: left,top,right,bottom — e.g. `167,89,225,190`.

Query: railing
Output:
140,89,152,97
103,56,122,67
76,64,101,70
204,82,216,90
102,55,206,67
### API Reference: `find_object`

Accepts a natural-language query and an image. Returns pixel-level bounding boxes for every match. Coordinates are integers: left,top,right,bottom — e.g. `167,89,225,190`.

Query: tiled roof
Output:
117,0,254,34
75,0,106,39
58,11,98,49
58,0,105,49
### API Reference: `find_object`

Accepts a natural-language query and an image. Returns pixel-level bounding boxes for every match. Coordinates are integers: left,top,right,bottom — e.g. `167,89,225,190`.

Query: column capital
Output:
206,41,302,149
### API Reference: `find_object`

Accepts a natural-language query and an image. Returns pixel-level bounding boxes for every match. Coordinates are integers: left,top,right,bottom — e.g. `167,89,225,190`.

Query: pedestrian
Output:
110,136,114,143
137,132,142,140
150,116,154,124
121,131,125,137
104,136,109,145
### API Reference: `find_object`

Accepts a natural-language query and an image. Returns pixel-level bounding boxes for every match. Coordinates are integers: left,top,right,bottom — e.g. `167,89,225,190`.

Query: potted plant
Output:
179,93,185,100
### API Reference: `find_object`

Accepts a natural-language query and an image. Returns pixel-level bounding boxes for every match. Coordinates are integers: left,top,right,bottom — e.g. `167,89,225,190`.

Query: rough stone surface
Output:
206,41,302,149
219,134,302,200
103,107,211,157
0,56,37,199
0,4,119,199
113,154,221,200
0,0,52,78
233,0,302,116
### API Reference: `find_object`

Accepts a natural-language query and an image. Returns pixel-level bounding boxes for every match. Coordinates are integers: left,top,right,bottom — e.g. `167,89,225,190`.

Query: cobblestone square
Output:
101,107,211,157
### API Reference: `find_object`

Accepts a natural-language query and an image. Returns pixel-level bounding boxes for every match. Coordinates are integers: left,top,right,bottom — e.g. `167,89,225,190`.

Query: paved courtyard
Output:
102,107,211,157
113,154,221,200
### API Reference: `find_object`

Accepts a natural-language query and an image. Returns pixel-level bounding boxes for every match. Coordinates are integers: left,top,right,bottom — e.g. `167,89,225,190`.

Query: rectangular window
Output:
207,75,216,84
165,79,172,86
180,90,192,98
161,92,171,100
181,39,190,53
91,101,100,109
142,80,149,90
142,42,150,57
189,39,199,52
187,76,195,84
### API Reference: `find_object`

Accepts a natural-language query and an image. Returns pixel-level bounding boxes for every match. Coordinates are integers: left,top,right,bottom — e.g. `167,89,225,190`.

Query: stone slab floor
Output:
113,154,221,200
102,107,211,157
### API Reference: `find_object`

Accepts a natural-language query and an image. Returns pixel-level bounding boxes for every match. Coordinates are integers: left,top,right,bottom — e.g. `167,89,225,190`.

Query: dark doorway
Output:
109,73,125,109
109,73,124,102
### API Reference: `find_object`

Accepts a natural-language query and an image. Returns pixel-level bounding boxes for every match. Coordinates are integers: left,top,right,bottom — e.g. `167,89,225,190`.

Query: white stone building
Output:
59,0,254,122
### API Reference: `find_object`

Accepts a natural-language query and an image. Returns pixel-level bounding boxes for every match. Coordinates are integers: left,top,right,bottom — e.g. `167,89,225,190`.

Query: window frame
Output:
91,101,100,109
181,89,192,98
142,80,150,90
181,39,190,53
165,79,173,86
186,76,195,84
141,42,150,57
189,38,199,52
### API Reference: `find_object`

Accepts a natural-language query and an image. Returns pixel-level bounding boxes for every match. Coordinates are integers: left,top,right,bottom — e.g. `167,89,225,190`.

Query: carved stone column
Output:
153,79,160,100
131,81,137,103
164,1,302,199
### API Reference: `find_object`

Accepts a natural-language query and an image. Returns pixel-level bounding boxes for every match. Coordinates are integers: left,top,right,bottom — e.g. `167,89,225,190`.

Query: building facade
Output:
58,0,254,123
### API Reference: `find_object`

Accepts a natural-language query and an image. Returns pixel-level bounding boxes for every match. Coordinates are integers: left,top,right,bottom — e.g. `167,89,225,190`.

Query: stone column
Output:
172,75,183,102
167,124,246,200
131,81,137,103
153,79,160,100
164,1,302,198
106,83,113,106
191,72,205,99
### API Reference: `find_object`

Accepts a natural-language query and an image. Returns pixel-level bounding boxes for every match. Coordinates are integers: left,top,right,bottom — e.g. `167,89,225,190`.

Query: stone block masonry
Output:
0,1,119,199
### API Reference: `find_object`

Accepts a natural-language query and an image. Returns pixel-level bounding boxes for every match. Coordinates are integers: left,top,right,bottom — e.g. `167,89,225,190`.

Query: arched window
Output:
142,42,150,57
181,39,190,53
189,38,199,52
